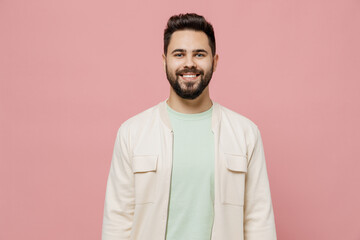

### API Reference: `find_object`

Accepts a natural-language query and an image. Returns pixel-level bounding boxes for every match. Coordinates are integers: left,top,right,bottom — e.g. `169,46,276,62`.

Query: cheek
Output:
200,63,213,72
168,63,182,74
167,66,177,75
198,58,213,68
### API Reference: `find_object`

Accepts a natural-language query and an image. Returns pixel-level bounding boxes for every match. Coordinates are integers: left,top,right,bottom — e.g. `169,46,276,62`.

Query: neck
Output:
166,87,213,114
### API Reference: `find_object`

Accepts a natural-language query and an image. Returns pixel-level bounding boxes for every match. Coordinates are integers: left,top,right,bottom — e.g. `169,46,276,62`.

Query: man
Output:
102,13,277,240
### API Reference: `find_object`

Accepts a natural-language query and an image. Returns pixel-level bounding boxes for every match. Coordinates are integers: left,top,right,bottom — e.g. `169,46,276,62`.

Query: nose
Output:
184,55,197,69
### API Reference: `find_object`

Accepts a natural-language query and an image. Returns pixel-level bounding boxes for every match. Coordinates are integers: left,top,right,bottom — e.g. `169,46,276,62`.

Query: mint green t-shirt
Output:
165,102,215,240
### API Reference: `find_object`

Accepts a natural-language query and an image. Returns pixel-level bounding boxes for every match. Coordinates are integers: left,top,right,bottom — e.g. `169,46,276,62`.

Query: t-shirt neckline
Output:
166,102,213,120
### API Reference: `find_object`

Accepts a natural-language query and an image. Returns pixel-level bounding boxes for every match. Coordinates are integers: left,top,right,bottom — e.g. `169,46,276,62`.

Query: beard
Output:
165,64,214,100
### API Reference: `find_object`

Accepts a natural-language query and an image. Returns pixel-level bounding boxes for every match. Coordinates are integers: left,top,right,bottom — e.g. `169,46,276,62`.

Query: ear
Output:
212,54,219,72
162,54,166,72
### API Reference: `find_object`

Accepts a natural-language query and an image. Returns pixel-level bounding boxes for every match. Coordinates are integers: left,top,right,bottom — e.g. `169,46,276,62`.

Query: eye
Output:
195,53,205,57
174,53,184,57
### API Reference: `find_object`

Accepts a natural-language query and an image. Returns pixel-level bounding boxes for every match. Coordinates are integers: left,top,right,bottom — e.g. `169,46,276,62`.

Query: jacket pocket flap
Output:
225,154,248,172
132,155,158,173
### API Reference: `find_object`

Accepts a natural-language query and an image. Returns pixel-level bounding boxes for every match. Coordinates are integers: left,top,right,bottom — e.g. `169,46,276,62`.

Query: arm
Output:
244,127,277,240
102,125,135,240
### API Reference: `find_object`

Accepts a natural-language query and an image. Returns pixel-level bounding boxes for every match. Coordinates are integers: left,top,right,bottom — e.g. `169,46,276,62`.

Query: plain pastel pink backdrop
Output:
1,0,360,239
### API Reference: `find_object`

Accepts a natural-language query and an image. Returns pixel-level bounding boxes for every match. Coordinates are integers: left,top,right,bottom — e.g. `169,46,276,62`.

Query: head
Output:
163,13,219,100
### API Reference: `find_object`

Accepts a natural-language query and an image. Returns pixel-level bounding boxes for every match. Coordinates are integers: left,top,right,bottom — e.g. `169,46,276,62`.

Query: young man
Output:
102,13,277,240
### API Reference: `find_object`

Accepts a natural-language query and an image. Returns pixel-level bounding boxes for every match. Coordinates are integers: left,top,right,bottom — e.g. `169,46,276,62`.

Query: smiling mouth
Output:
179,73,201,80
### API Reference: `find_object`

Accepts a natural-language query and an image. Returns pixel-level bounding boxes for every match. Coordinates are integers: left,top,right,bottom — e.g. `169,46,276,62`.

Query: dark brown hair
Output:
163,13,216,56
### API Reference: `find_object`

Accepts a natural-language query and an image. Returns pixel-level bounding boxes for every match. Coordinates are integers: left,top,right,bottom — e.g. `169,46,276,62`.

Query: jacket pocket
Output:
132,154,158,204
220,153,247,206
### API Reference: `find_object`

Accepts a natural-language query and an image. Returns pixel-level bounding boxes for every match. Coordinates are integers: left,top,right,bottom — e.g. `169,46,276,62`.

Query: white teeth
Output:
182,75,196,78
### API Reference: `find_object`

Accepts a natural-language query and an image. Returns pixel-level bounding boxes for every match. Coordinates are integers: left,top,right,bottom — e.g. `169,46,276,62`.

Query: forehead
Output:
168,30,211,52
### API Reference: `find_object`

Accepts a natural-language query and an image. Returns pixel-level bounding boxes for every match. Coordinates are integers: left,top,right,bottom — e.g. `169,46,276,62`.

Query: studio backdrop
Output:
1,0,359,239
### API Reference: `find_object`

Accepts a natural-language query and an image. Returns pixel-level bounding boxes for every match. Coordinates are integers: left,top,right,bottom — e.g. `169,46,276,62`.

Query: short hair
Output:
163,13,216,56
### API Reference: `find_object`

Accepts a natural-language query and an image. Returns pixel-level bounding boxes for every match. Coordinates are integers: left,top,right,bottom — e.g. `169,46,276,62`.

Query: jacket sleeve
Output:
102,125,135,240
244,127,277,240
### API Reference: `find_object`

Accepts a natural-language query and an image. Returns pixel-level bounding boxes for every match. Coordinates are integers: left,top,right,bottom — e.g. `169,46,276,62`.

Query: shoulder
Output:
116,102,160,134
215,102,263,156
123,104,159,126
217,103,259,132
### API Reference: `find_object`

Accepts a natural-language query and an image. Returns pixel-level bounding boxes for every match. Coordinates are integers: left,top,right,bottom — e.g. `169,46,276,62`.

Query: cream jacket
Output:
102,99,277,240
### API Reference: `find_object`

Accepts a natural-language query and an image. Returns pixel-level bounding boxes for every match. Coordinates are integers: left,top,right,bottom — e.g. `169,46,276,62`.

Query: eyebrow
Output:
171,49,209,54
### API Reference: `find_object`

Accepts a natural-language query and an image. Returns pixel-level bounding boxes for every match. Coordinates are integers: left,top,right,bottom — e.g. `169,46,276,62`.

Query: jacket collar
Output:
158,98,221,133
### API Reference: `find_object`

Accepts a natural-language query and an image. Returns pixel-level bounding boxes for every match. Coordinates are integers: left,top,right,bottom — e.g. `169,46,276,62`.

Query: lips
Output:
180,73,200,81
178,71,201,81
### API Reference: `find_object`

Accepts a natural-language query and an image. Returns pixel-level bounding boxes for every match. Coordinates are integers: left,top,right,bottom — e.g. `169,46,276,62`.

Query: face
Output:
163,30,219,100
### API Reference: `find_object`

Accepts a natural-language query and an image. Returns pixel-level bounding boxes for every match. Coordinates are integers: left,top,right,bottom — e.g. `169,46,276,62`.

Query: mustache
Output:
176,68,203,75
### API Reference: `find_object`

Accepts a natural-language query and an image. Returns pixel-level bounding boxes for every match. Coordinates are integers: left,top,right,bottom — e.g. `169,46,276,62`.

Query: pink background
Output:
1,0,360,239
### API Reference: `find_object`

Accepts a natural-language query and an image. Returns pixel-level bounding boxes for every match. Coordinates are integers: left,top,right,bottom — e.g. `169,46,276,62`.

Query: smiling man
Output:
102,13,277,240
164,29,216,101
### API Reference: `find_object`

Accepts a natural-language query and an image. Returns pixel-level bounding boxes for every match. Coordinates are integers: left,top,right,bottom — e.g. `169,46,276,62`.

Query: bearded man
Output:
102,13,277,240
